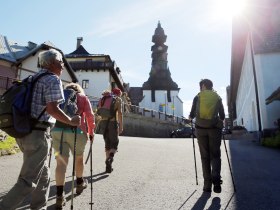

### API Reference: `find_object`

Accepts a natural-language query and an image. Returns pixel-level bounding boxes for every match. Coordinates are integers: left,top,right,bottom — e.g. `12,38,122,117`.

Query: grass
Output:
0,135,19,155
262,132,280,148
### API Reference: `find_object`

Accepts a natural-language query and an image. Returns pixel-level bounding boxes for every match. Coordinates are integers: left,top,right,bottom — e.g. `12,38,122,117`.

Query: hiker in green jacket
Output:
189,79,225,193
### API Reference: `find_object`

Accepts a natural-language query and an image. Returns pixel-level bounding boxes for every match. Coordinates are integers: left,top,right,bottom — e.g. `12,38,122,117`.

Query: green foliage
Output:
262,132,280,148
0,135,16,150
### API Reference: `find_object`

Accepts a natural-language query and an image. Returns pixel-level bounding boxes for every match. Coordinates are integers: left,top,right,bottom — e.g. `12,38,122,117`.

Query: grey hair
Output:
38,49,62,68
65,83,85,95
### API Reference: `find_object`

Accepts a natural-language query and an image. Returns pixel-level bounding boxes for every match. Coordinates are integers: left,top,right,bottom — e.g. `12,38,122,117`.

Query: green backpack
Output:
195,90,223,128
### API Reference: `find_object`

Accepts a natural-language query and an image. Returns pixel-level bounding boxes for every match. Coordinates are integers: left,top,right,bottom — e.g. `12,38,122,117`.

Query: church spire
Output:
142,22,178,90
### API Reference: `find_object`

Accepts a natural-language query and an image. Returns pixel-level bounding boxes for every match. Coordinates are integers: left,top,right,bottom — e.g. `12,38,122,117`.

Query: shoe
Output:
105,156,114,173
213,184,221,193
56,196,66,209
76,179,88,194
213,180,223,193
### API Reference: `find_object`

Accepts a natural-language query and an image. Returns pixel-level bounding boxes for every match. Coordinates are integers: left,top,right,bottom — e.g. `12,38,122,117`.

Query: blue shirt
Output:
31,69,64,124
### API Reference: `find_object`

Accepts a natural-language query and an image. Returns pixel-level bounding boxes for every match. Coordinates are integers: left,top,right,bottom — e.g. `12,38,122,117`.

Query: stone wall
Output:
121,113,182,138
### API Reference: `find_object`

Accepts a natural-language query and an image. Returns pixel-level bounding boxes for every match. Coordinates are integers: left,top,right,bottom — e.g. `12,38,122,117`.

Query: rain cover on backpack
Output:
55,88,78,128
97,95,116,118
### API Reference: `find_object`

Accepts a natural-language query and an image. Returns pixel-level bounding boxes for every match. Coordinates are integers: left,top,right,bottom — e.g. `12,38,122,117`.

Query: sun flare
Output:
213,0,247,20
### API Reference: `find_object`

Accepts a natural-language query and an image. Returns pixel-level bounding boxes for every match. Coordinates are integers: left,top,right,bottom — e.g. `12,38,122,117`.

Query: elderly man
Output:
0,49,81,210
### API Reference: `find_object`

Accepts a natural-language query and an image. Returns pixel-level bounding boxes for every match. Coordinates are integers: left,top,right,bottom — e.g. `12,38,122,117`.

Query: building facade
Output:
65,37,127,108
229,0,280,134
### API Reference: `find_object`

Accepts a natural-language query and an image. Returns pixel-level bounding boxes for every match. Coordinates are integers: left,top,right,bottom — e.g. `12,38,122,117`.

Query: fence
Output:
88,94,187,125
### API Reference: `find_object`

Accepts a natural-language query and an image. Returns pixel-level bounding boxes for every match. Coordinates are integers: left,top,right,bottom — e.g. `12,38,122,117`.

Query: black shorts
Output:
98,120,119,150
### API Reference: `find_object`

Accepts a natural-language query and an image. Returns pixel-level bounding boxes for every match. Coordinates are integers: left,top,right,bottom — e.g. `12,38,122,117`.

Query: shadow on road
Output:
177,190,197,210
190,192,211,210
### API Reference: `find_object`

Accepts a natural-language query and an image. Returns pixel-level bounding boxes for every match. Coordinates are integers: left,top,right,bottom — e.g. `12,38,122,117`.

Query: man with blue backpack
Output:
0,49,81,210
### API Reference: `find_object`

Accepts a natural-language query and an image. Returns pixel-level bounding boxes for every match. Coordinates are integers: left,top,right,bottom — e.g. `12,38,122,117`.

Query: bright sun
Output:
214,0,247,20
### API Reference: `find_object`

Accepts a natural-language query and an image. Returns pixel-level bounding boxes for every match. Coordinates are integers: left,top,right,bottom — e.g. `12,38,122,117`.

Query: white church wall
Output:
139,90,183,117
254,53,280,129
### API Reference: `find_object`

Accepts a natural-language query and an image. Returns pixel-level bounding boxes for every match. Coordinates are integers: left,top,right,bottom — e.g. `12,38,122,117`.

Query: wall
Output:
139,90,183,117
121,113,182,138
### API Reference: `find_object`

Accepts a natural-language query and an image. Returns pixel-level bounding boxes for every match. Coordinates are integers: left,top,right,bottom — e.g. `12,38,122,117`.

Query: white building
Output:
229,0,280,134
65,37,127,109
0,35,77,95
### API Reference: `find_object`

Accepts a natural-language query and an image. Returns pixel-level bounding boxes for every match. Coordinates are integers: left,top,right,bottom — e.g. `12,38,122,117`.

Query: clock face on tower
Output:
157,46,163,51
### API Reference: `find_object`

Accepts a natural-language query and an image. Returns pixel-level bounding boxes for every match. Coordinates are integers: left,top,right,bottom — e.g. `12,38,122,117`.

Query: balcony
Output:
69,61,116,71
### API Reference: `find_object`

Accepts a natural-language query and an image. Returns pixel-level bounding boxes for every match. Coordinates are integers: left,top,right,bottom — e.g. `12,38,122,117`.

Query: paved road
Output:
0,135,280,210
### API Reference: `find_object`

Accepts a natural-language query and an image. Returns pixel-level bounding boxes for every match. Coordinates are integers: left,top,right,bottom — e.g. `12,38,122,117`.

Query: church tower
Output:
139,22,183,117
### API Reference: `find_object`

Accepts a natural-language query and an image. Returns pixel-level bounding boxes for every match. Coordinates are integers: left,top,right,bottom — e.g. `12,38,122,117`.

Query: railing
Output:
128,104,187,124
88,95,187,125
69,61,115,71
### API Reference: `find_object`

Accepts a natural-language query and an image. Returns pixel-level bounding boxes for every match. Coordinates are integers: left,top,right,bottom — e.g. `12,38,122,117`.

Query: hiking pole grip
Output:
223,133,237,192
191,120,198,185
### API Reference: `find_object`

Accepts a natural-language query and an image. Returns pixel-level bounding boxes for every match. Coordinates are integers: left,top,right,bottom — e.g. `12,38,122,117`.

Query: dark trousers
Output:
196,128,222,187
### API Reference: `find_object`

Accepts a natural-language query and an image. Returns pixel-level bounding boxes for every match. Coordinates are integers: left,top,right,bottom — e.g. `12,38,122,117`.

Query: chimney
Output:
76,37,83,49
28,41,37,49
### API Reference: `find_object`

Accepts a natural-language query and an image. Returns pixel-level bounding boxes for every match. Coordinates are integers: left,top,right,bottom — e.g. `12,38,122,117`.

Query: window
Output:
82,80,89,89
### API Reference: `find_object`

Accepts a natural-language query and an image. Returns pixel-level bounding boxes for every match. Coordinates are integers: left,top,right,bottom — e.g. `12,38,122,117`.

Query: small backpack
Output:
55,87,79,128
97,95,116,118
195,90,222,128
0,72,52,138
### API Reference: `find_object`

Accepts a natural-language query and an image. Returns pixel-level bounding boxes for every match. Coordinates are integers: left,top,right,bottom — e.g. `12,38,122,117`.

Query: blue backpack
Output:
55,88,78,128
0,72,52,138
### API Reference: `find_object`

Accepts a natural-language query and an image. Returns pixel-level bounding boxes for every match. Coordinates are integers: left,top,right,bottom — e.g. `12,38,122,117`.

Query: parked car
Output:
222,127,232,135
170,126,196,138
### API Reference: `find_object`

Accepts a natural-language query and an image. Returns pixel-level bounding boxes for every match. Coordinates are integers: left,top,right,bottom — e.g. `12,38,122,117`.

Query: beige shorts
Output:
52,129,87,157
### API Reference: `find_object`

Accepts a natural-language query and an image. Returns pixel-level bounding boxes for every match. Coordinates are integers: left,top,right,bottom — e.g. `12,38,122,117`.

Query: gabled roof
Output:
0,35,31,62
68,45,90,56
0,35,78,82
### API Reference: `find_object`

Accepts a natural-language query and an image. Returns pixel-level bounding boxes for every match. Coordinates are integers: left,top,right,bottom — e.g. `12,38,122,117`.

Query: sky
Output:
1,0,243,117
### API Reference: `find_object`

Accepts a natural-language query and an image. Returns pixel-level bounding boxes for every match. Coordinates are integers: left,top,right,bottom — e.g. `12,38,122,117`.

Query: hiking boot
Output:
213,180,223,193
105,156,114,173
76,179,88,195
213,184,222,193
56,196,66,209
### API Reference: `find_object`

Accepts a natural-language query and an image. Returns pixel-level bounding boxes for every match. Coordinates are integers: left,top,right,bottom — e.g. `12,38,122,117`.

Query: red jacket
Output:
77,93,95,136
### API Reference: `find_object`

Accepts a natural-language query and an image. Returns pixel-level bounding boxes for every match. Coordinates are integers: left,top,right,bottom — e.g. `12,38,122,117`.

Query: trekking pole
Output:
223,133,237,192
71,127,78,210
85,140,92,165
191,120,198,185
48,140,53,168
89,137,94,209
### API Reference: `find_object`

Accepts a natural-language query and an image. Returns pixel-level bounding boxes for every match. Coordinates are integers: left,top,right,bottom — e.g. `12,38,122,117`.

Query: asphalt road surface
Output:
0,134,280,210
